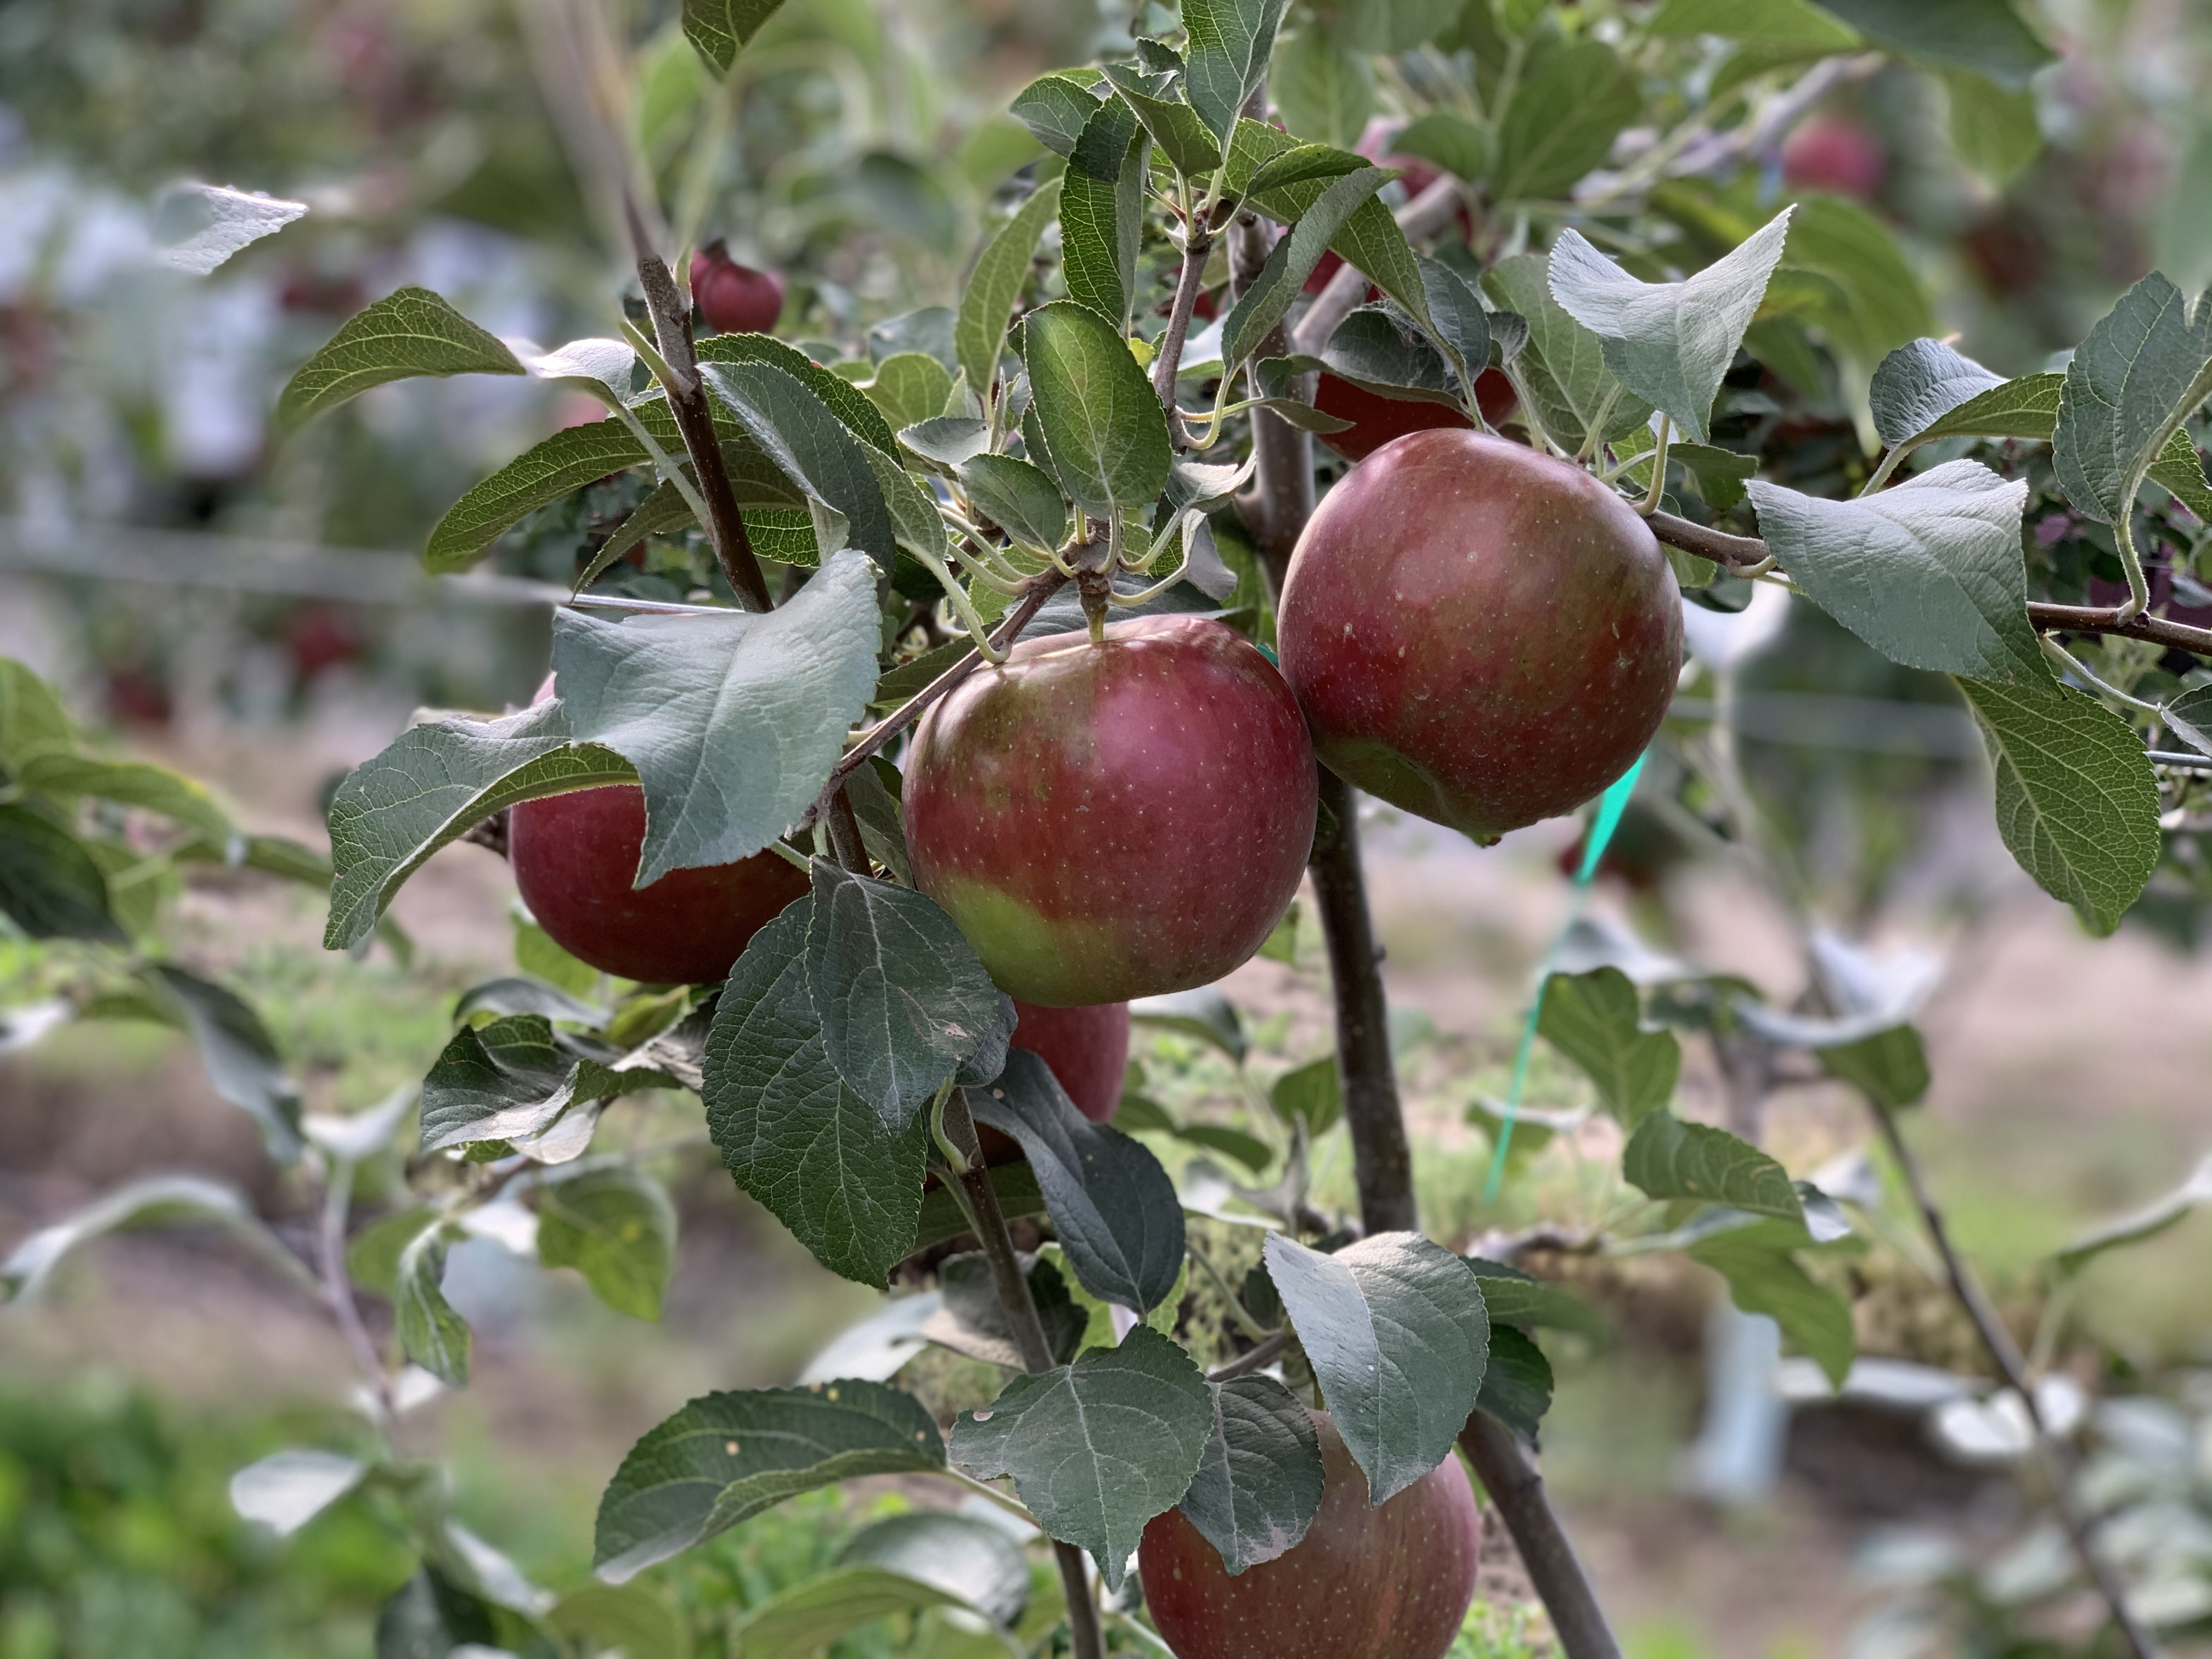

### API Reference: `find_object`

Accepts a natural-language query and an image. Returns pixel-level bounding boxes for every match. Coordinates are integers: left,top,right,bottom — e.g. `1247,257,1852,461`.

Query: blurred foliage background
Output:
5,2,2212,1657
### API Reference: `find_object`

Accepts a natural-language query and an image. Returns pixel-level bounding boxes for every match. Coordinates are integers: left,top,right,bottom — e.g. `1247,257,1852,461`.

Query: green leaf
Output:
1778,198,1933,366
699,362,899,565
376,1567,497,1658
1546,212,1794,443
1262,1232,1489,1503
1060,97,1149,329
1537,967,1680,1128
0,658,75,768
836,1511,1030,1627
1130,988,1247,1060
2052,272,2212,531
958,453,1070,553
1818,1024,1930,1108
595,1381,946,1582
16,754,230,844
537,1165,678,1321
423,1015,598,1151
968,1049,1186,1313
1177,1374,1325,1576
1869,337,2007,448
325,699,634,951
1465,1259,1608,1342
1242,146,1430,329
1270,30,1373,151
956,179,1063,400
1282,308,1460,405
348,1205,436,1299
1183,0,1290,147
549,552,881,884
1475,1324,1554,1439
0,804,122,942
702,902,928,1286
1944,70,2041,186
1391,113,1491,183
546,1584,691,1659
276,286,522,430
900,416,991,472
1482,254,1653,453
734,1568,962,1659
1622,1113,1803,1221
1020,301,1173,514
1010,71,1104,157
842,757,911,886
148,964,304,1162
1746,463,2044,685
861,353,956,431
577,471,692,587
1222,166,1389,373
424,420,651,573
229,1448,368,1537
1494,41,1638,203
695,332,900,453
805,861,1004,1126
2,1174,313,1302
2053,1154,2212,1276
1954,678,2162,935
1269,1055,1342,1137
1648,0,1859,48
1809,0,2054,89
1686,1234,1855,1387
682,0,785,74
1098,65,1224,178
913,1163,1045,1253
153,180,308,276
394,1223,470,1385
948,1325,1213,1590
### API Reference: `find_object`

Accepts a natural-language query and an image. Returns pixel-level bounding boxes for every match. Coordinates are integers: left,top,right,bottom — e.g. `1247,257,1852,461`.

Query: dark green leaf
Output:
1060,98,1148,329
347,1206,436,1300
843,757,911,885
1778,198,1932,366
968,1049,1186,1313
16,754,230,843
1686,1234,1854,1387
1020,301,1173,514
595,1381,945,1582
1465,1260,1607,1341
549,552,881,883
375,1567,496,1659
1009,72,1104,158
1418,258,1492,384
425,421,651,574
912,1163,1043,1253
861,353,956,432
682,0,785,74
394,1223,469,1385
1269,30,1373,151
1547,213,1793,443
947,1325,1212,1590
1098,65,1224,177
148,964,303,1162
276,287,522,430
732,1570,958,1659
956,180,1064,399
1746,463,2045,685
1494,42,1638,202
698,362,898,563
1818,1025,1930,1108
546,1584,691,1659
537,1165,678,1321
702,902,927,1286
1537,967,1679,1128
0,803,121,942
1177,1374,1325,1576
805,861,1003,1126
2052,272,2212,531
1222,166,1389,374
836,1511,1029,1627
1269,1056,1342,1137
1311,0,1460,51
900,416,991,471
324,699,635,951
1262,1232,1489,1502
1390,112,1491,180
1870,338,2006,448
1475,1324,1553,1439
1622,1113,1803,1221
1482,254,1652,453
1810,0,2053,88
1944,69,2041,185
1954,678,2162,935
1240,146,1429,328
1183,0,1290,146
1649,0,1859,47
959,453,1070,553
696,332,899,453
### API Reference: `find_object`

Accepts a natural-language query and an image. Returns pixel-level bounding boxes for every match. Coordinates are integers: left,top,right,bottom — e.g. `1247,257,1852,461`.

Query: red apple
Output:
1012,999,1130,1122
690,241,785,335
902,615,1316,1006
1314,376,1472,462
1277,430,1679,844
1782,112,1886,200
509,784,810,984
1138,1411,1481,1659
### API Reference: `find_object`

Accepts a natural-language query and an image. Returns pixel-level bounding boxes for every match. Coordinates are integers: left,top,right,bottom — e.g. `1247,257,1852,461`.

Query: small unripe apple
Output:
690,241,785,335
903,616,1316,1006
1277,430,1679,843
1011,999,1130,1122
1138,1411,1481,1659
1781,112,1886,200
509,785,810,984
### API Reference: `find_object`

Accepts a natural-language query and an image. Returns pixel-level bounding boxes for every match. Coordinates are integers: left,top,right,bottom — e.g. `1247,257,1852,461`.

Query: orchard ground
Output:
3,637,2208,1658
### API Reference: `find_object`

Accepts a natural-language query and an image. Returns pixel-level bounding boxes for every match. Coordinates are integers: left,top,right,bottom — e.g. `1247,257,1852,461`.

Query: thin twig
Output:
1154,225,1216,446
1865,1102,2160,1659
1228,212,1312,584
1458,1415,1623,1659
316,1160,396,1430
621,194,774,613
1208,1330,1292,1381
1647,511,2212,658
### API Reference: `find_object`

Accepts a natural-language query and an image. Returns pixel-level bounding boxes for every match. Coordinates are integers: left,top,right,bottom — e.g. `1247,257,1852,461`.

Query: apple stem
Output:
939,1088,1109,1659
620,190,775,614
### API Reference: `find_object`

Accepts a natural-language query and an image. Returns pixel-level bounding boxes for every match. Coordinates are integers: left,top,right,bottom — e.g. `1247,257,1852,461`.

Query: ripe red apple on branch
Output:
903,614,1317,1006
1139,1411,1482,1659
689,240,785,335
1277,430,1680,844
1011,999,1130,1122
